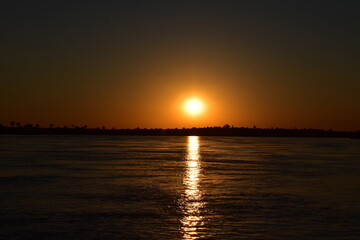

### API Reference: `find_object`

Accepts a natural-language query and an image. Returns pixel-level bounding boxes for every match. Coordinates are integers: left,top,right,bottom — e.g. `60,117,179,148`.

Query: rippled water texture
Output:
0,135,360,239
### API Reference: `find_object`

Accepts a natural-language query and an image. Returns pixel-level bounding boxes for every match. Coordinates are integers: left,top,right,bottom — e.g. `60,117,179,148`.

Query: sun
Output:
184,98,204,116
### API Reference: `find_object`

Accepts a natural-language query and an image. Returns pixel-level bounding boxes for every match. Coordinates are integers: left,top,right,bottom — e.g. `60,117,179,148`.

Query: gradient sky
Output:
1,0,359,130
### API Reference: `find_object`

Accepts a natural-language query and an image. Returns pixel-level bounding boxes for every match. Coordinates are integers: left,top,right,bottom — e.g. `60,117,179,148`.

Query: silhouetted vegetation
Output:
0,123,359,139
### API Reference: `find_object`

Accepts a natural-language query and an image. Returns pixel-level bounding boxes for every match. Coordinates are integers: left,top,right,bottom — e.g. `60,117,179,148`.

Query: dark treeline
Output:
0,123,359,139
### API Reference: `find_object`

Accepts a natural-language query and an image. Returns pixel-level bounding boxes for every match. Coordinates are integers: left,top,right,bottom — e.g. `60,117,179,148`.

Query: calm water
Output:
0,135,360,240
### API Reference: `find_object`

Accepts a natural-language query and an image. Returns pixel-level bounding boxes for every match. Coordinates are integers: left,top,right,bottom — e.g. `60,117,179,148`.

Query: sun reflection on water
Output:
181,136,206,239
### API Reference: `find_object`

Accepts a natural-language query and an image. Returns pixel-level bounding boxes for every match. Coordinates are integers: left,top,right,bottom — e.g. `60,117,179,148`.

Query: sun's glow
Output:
184,98,204,116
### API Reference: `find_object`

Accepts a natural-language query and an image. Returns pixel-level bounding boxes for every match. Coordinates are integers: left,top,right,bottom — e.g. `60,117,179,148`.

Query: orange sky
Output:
1,1,359,131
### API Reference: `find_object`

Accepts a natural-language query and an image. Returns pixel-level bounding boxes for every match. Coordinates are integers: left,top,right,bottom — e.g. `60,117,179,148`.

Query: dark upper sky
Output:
1,0,359,130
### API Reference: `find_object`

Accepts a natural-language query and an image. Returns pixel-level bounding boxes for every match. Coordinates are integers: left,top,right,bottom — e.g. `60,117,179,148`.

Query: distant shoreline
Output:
1,126,359,139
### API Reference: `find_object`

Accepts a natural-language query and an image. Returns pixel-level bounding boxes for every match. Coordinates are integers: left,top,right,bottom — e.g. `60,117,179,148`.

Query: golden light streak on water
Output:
181,136,206,240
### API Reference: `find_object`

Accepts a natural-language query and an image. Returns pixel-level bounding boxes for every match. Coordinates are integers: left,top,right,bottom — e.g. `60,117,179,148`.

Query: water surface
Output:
0,135,359,239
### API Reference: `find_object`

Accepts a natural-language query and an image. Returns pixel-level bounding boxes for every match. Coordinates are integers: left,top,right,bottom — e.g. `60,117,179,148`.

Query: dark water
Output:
0,136,359,240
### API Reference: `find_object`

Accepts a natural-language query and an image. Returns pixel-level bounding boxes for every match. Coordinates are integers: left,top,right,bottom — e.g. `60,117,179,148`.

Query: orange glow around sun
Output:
184,98,204,116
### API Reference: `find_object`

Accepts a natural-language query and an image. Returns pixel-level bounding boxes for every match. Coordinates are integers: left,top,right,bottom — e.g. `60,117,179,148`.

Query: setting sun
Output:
184,98,204,116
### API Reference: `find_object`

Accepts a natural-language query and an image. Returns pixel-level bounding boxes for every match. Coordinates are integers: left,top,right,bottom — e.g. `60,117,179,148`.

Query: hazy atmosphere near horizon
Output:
1,0,360,130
